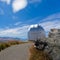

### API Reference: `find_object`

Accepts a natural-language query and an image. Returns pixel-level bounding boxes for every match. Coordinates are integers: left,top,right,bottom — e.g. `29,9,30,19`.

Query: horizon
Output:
0,0,60,39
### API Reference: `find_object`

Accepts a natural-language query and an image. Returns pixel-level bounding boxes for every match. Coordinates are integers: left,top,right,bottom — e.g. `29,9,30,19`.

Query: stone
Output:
44,38,60,60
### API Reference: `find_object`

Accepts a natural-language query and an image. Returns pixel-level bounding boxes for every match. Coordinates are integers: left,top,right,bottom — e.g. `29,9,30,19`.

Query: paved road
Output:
0,43,32,60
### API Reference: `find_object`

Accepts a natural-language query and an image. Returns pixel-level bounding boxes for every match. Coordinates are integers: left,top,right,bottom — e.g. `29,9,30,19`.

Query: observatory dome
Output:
30,25,44,31
28,25,46,41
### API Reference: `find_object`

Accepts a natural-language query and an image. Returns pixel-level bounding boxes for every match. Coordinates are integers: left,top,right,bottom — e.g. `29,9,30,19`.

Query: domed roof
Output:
30,25,44,31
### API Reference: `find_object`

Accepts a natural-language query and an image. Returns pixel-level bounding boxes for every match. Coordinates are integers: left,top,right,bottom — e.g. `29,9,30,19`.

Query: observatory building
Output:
28,25,46,41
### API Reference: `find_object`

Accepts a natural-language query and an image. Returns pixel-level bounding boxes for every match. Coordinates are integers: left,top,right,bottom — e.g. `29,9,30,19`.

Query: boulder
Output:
44,38,60,60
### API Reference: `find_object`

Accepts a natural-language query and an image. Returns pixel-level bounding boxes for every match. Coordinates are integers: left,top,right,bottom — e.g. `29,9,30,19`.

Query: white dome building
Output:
28,25,46,41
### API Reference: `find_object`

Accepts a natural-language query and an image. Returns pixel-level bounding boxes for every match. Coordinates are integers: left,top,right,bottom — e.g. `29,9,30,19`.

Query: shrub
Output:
0,40,27,52
29,45,51,60
0,44,6,51
4,43,11,47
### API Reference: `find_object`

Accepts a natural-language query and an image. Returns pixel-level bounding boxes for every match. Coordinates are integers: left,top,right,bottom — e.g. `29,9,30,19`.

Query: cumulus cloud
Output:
0,0,42,13
0,0,11,5
0,0,28,13
12,0,28,13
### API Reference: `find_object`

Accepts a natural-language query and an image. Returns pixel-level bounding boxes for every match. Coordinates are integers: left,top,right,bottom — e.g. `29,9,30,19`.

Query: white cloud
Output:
0,25,29,38
0,0,41,13
40,20,60,32
0,20,60,38
14,22,22,26
0,0,11,5
0,13,60,38
0,0,28,13
39,13,60,31
12,0,28,13
29,13,60,32
28,20,60,32
40,13,60,22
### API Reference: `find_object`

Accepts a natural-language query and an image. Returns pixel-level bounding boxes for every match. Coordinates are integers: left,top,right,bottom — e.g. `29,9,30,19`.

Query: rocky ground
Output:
44,38,60,60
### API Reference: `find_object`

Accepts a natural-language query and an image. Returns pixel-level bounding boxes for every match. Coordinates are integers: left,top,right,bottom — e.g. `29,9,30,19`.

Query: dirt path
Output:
0,43,32,60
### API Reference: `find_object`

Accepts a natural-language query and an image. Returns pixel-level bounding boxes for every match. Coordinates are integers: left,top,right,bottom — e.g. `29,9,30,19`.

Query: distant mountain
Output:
0,37,28,43
0,37,21,42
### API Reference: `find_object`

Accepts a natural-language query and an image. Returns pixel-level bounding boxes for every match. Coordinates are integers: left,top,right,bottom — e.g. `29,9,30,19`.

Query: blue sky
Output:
0,0,60,39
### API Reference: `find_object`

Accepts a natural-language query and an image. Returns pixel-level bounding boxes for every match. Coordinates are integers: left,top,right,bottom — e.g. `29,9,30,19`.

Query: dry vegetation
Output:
29,45,51,60
0,40,27,51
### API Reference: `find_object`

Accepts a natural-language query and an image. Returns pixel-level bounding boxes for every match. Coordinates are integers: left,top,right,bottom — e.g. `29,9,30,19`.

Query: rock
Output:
44,38,60,60
50,47,60,60
34,38,60,60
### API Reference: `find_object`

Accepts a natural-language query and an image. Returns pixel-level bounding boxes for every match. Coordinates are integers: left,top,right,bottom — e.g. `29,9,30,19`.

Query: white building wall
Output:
28,30,45,41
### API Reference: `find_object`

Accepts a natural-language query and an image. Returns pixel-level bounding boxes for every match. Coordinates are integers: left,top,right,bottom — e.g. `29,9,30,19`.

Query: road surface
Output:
0,43,32,60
